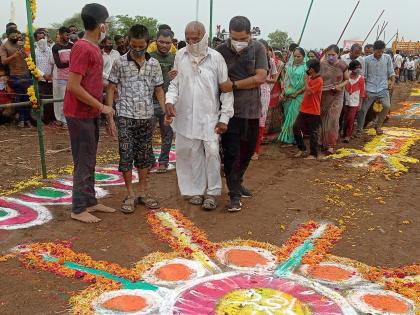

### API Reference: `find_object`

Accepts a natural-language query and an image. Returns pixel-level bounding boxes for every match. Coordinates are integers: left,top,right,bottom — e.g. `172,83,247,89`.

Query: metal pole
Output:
336,0,360,45
297,0,315,46
209,0,213,41
0,98,63,109
386,32,398,46
362,9,385,45
195,0,200,21
376,21,384,40
25,0,47,178
377,21,388,41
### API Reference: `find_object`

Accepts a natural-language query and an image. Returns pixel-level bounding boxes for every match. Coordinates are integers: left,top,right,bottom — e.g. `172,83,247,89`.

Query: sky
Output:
2,0,419,49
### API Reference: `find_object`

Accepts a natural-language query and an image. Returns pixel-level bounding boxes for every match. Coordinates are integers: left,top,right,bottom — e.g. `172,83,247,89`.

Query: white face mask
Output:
37,38,48,51
0,82,6,90
99,24,107,44
231,39,249,52
186,33,208,58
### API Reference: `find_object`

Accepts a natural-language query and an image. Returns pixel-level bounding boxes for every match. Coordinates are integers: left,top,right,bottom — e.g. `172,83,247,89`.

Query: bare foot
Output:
87,204,116,213
251,153,259,160
304,155,317,160
294,151,304,158
71,212,101,223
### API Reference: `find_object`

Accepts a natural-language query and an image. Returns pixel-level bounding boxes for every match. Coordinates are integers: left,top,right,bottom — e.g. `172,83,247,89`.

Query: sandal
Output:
121,196,137,214
137,196,160,209
156,165,168,174
202,196,218,210
189,195,203,205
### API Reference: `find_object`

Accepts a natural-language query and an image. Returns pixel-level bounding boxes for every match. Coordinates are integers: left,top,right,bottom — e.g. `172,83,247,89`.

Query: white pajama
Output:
175,133,221,196
53,79,67,124
166,47,234,198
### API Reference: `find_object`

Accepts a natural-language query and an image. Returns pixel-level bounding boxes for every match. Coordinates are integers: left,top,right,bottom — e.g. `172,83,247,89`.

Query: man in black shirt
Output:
216,16,268,212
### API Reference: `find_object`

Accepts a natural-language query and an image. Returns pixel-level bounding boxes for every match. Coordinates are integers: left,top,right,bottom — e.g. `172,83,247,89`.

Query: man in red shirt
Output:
64,3,116,223
293,59,323,160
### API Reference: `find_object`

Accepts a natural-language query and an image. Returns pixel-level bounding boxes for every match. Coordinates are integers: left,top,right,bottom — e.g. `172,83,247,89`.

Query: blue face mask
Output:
130,47,146,58
328,55,338,63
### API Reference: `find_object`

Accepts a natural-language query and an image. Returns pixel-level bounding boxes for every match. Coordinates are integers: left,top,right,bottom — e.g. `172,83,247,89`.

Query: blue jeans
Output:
357,89,390,132
9,75,32,122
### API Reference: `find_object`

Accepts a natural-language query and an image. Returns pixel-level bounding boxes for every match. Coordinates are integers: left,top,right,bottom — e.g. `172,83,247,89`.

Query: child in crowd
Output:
0,66,14,123
293,59,323,159
343,60,366,143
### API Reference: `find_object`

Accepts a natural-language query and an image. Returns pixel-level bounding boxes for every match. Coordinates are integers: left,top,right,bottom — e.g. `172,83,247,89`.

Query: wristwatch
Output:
232,81,237,91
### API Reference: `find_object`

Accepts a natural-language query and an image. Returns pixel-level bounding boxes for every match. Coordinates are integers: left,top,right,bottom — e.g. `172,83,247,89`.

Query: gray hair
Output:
185,21,206,36
351,43,362,51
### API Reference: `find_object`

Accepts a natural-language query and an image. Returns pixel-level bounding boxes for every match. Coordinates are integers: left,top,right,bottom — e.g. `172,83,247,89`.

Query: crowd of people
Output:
1,3,420,222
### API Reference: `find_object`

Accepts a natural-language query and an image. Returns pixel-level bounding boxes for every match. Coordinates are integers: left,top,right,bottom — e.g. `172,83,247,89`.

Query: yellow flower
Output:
373,101,383,113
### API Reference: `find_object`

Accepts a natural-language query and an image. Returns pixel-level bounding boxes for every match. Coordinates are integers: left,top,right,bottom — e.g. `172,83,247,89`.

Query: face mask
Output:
327,55,338,63
186,33,208,58
37,38,48,51
231,39,249,52
352,69,361,75
131,47,147,58
0,82,6,90
99,24,107,44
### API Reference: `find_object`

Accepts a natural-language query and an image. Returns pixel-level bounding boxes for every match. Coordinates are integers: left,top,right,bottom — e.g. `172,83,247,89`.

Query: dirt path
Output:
0,83,419,314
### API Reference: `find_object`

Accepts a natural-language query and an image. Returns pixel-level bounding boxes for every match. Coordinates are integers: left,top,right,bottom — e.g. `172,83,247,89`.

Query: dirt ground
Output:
0,83,419,314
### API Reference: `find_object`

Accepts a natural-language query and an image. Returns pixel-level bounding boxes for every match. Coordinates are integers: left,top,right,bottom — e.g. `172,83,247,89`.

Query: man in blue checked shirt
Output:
356,40,395,136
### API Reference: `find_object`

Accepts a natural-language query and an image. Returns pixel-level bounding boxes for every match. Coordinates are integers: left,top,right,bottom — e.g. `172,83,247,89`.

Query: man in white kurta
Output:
165,21,234,210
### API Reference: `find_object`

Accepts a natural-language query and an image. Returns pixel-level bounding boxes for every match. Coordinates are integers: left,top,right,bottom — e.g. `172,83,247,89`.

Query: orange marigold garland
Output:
147,209,220,257
24,33,31,54
275,221,319,263
326,255,420,307
26,85,37,109
30,0,37,21
25,56,42,80
302,224,344,265
18,242,141,284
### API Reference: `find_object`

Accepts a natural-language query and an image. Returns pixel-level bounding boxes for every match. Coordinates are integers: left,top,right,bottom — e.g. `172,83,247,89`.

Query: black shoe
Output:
227,199,242,212
240,186,253,198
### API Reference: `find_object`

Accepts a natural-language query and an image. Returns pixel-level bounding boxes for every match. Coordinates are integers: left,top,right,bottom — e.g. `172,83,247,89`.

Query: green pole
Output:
297,0,314,46
209,0,213,42
25,0,47,178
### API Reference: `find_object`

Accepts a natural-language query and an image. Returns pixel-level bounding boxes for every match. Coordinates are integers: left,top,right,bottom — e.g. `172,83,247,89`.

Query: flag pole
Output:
297,0,315,46
25,0,47,178
336,0,360,45
377,21,388,41
362,9,385,45
209,0,214,41
195,0,200,21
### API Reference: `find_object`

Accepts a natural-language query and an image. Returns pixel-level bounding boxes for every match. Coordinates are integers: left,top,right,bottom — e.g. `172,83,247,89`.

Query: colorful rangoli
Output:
392,103,420,119
328,127,420,173
1,209,418,314
0,148,176,230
